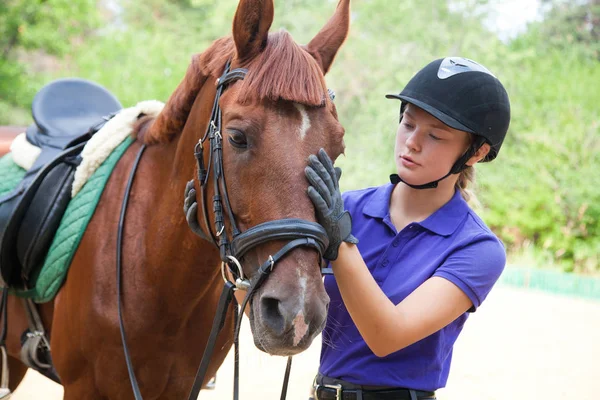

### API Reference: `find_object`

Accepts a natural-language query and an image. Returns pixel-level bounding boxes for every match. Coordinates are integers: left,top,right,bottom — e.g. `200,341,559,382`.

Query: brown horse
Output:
1,0,350,398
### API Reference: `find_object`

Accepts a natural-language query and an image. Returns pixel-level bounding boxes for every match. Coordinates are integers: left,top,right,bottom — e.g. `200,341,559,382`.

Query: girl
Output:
305,56,511,400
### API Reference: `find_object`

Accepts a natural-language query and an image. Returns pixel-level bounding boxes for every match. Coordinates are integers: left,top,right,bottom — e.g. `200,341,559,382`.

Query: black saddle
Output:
0,78,122,288
26,78,122,149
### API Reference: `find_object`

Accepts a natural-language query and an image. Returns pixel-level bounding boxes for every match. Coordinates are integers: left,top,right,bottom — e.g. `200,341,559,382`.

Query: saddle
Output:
0,78,122,289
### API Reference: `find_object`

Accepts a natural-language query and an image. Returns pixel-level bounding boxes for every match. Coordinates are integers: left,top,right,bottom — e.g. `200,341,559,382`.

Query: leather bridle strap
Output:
195,61,248,254
186,281,236,400
187,237,323,400
117,144,147,400
117,144,241,400
230,219,329,260
231,237,323,400
239,238,324,303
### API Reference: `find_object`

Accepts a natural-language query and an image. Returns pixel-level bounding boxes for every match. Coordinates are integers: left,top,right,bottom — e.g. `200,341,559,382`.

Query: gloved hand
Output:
305,149,358,261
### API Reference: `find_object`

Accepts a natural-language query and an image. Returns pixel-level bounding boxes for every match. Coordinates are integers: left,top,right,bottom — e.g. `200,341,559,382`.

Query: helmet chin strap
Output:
390,171,450,189
390,137,485,190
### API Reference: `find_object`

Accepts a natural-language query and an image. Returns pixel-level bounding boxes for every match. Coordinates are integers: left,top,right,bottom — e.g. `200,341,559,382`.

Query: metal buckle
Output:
315,383,342,400
220,256,251,291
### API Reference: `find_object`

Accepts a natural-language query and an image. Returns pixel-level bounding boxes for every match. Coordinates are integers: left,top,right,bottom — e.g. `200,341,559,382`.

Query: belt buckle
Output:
316,383,343,400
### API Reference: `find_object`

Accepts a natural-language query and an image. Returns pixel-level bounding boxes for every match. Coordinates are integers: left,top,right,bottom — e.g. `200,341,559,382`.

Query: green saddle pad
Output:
1,137,133,302
0,153,27,192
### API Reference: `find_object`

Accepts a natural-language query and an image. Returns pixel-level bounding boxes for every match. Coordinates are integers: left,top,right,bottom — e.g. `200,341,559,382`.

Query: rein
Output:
117,60,330,400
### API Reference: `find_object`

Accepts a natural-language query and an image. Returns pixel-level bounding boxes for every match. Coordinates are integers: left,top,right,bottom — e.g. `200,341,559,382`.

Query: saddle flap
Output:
0,143,84,288
31,78,122,139
17,160,78,279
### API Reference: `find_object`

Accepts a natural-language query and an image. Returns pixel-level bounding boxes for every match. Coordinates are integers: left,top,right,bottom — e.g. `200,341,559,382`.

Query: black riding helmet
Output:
386,57,511,189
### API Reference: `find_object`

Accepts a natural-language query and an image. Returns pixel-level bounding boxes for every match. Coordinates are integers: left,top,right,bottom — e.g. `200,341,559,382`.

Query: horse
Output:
0,0,351,398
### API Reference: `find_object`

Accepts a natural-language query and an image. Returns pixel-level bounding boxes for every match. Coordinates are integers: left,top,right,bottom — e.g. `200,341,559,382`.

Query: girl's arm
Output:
331,242,472,357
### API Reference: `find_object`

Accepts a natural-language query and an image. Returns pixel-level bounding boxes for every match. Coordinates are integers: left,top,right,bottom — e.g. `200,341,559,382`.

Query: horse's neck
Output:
129,118,220,285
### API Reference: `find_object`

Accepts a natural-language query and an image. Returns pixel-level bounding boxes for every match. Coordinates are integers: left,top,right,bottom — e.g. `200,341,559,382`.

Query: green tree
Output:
538,0,600,59
0,0,99,59
0,0,99,117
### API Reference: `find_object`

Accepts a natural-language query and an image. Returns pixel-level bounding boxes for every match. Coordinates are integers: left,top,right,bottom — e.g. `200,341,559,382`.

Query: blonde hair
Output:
456,165,480,208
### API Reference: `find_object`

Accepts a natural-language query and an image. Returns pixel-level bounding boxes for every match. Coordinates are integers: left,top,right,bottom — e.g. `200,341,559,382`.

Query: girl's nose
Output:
405,130,421,152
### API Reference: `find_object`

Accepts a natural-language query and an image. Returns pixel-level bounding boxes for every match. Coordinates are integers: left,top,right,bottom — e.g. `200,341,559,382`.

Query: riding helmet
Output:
386,57,511,162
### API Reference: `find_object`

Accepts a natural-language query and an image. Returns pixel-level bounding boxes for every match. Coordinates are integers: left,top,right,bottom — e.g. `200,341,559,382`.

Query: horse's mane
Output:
139,30,328,144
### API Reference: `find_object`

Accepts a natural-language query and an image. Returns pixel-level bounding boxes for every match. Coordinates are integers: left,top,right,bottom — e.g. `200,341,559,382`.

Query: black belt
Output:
313,374,436,400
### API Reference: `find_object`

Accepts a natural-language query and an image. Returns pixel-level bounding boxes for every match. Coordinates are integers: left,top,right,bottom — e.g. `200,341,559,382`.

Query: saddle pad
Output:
0,154,27,196
13,137,134,302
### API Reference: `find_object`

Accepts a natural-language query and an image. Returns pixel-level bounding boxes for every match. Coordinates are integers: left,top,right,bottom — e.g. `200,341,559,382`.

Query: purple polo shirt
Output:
319,183,505,391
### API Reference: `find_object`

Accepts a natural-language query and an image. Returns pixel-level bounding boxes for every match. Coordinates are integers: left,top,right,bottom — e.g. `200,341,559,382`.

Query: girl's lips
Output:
401,156,419,167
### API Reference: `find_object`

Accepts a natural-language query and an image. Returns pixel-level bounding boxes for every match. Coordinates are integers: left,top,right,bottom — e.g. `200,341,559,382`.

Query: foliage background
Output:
1,0,598,273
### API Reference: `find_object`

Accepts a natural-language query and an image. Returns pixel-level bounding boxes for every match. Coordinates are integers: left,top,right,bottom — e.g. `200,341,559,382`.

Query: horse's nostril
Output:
260,296,286,334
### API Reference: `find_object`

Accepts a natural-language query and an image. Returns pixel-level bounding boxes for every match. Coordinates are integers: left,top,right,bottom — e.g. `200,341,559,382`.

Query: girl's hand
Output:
305,149,358,260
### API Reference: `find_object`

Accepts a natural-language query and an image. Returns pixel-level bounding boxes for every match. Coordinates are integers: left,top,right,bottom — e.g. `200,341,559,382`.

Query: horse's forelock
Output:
137,31,328,145
237,30,328,107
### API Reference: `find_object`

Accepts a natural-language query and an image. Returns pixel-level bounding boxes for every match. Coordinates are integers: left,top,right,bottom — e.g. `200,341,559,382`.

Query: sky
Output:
101,0,547,43
480,0,545,41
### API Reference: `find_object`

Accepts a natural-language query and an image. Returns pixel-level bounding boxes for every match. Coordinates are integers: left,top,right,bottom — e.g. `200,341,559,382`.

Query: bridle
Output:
191,62,330,285
117,60,331,400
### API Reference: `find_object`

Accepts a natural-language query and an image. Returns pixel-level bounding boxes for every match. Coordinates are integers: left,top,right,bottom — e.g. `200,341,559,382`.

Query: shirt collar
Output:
362,183,470,236
418,189,469,236
363,183,394,219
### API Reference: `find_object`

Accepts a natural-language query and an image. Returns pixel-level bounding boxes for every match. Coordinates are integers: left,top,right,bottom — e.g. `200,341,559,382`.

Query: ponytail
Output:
456,165,480,207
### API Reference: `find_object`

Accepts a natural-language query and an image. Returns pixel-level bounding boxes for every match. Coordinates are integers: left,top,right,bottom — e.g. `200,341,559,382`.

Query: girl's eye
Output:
429,133,442,141
402,121,414,129
228,131,248,149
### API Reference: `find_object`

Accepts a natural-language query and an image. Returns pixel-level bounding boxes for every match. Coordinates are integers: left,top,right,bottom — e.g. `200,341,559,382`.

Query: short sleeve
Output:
433,234,506,312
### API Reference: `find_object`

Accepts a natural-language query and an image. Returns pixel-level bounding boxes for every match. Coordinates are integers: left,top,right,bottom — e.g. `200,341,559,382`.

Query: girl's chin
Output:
396,170,441,187
395,173,424,186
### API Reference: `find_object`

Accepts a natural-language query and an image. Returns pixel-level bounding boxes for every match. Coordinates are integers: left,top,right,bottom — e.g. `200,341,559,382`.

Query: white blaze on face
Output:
292,273,309,346
292,311,309,346
294,103,311,140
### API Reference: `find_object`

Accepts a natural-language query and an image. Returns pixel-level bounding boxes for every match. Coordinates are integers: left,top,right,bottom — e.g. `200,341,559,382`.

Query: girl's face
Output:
394,104,472,186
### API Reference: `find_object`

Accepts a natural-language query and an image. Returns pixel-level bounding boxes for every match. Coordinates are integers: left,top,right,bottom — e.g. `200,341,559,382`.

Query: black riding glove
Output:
305,149,358,261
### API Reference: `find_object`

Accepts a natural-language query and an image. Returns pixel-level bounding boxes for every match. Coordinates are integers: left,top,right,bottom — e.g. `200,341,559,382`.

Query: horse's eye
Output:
228,130,248,149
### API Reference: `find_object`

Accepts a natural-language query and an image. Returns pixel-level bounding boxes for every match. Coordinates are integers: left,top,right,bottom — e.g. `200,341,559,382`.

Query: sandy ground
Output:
10,286,600,399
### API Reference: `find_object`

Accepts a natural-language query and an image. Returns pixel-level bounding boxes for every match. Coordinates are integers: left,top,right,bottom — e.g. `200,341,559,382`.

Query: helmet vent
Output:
437,57,495,79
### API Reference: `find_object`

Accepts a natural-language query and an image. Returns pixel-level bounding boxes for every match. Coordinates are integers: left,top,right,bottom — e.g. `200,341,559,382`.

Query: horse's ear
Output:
306,0,350,75
232,0,274,62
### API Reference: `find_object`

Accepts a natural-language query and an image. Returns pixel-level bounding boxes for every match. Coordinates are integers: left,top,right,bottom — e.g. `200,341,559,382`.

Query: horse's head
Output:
220,0,350,356
221,0,350,356
145,0,350,356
